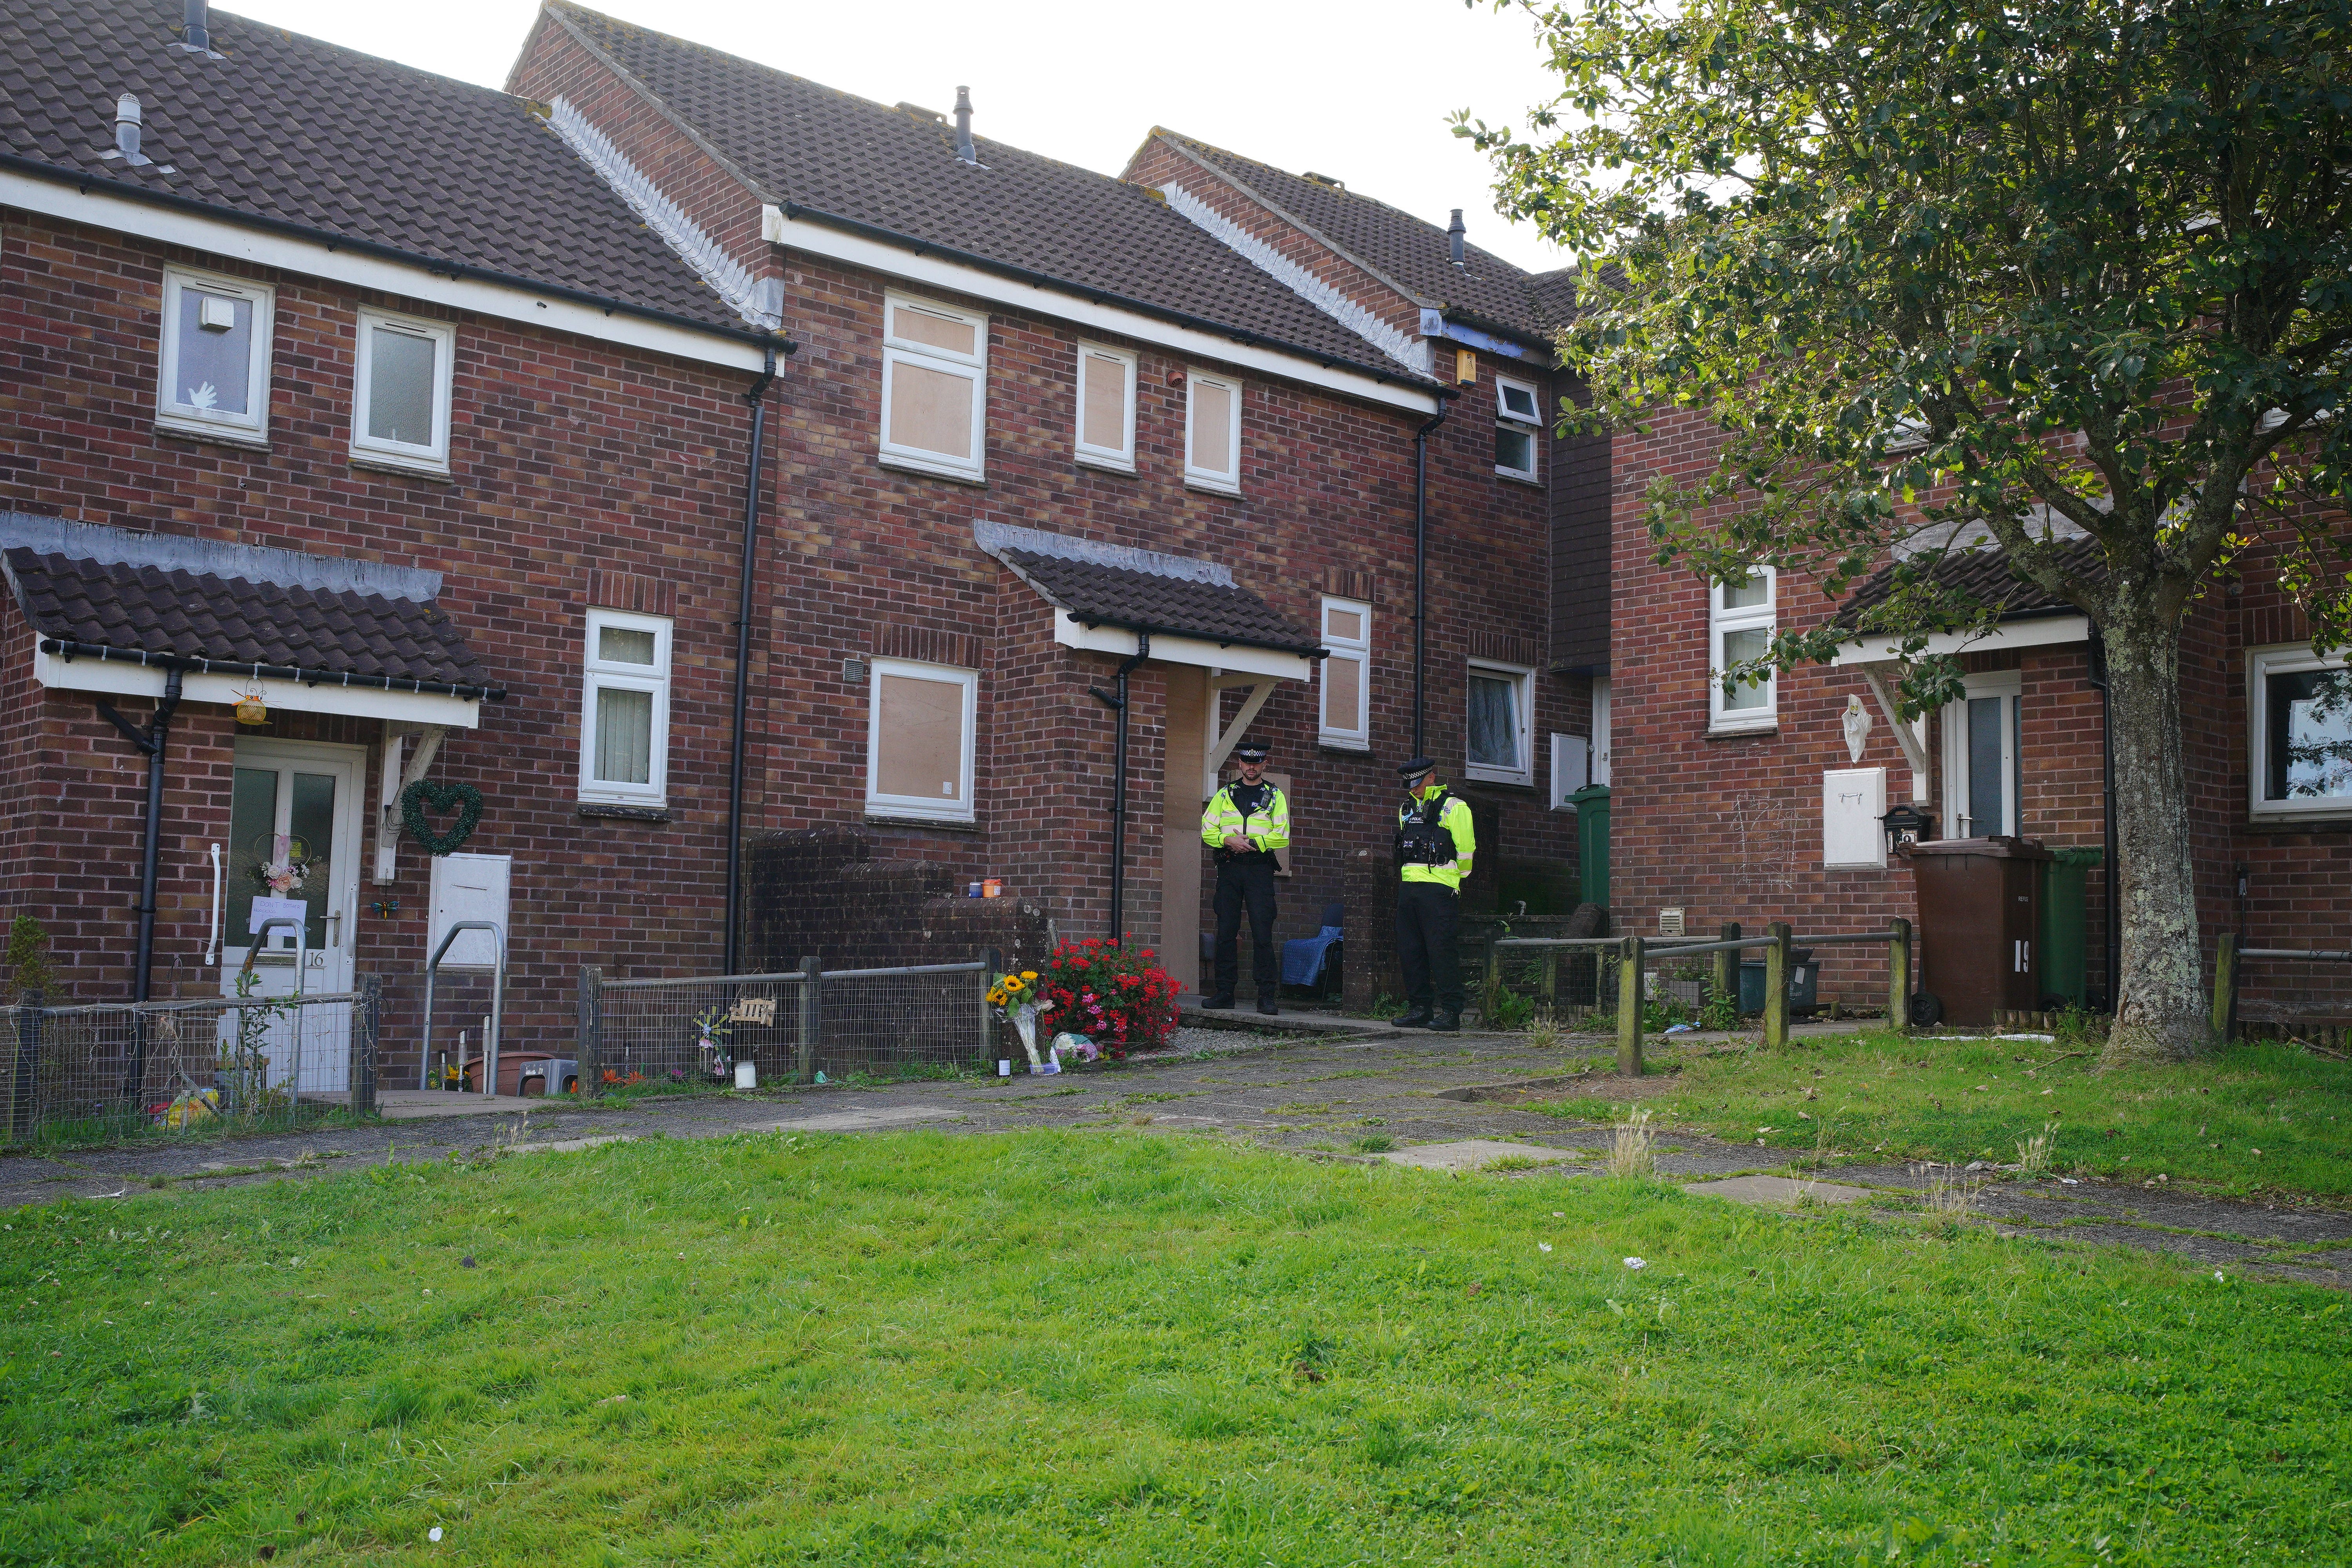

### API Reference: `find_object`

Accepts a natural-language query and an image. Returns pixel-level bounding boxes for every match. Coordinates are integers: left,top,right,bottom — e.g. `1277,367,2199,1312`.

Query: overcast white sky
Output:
221,0,1575,274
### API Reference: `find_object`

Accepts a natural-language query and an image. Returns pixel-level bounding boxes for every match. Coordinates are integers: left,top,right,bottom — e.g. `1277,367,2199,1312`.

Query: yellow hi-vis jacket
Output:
1201,780,1291,856
1397,788,1476,890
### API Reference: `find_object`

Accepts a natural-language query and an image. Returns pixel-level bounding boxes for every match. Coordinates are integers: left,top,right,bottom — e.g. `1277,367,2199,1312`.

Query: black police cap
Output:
1233,740,1270,762
1396,755,1436,779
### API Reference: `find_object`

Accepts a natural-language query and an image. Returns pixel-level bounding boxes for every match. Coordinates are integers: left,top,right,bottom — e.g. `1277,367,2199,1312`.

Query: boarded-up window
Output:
1186,370,1241,491
867,657,977,822
880,294,987,479
1077,345,1134,467
1318,596,1370,748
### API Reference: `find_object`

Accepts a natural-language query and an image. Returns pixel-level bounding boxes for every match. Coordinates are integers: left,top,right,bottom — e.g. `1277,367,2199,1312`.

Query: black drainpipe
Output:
1411,403,1450,756
1091,631,1151,944
723,346,780,975
94,668,182,1005
2086,630,2120,1011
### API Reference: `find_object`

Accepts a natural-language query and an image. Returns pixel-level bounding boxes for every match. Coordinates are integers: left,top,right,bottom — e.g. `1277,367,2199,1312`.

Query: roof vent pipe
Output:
953,85,976,164
1448,209,1466,267
183,0,210,51
114,95,148,163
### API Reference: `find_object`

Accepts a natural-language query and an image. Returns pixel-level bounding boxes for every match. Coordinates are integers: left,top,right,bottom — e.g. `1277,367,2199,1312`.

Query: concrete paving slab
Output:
1684,1174,1877,1207
772,1103,964,1133
372,1092,545,1120
1379,1139,1575,1172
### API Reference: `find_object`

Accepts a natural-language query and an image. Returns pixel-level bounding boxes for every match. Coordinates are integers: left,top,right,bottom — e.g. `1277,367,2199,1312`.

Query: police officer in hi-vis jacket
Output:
1199,739,1290,1014
1392,755,1476,1031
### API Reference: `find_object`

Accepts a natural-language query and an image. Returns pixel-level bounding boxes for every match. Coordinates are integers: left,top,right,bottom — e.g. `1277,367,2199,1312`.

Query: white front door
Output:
219,739,365,1095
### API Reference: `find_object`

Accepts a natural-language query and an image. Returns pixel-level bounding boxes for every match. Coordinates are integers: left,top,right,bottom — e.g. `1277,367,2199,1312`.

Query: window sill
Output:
1318,737,1373,754
577,802,670,822
2247,812,2352,832
154,422,269,454
1463,772,1535,790
1706,721,1778,739
879,453,988,486
1494,469,1544,488
864,812,982,834
349,448,454,481
1184,477,1242,498
1076,454,1137,477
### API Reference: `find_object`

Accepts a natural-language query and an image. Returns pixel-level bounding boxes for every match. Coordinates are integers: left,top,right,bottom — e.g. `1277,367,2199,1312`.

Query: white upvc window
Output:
1465,659,1535,785
866,657,978,823
1708,568,1777,732
1939,670,2022,838
156,266,274,443
879,293,987,481
2249,644,2352,820
1184,368,1243,493
1317,596,1371,749
351,309,455,473
1074,341,1137,472
1494,374,1542,482
578,610,672,807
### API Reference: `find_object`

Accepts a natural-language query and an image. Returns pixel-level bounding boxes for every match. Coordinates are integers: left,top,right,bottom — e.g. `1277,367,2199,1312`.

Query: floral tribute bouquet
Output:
987,967,1052,1071
1030,938,1179,1061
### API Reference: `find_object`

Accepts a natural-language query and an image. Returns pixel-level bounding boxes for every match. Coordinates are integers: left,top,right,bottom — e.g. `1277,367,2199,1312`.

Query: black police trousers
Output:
1212,855,1280,998
1396,881,1463,1011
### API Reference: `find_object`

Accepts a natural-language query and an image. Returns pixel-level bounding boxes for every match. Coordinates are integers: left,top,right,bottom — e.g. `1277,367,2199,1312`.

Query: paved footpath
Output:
5,1017,2345,1289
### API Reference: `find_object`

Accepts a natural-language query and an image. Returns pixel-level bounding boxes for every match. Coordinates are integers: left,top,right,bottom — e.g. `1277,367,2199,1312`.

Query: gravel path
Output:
6,1020,2346,1287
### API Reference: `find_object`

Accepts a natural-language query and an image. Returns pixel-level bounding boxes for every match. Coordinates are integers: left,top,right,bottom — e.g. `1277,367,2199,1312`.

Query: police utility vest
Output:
1395,791,1474,890
1202,780,1290,863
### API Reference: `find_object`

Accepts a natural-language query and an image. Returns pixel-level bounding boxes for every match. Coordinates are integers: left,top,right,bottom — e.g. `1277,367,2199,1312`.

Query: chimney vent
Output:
953,85,977,165
113,95,151,165
181,0,210,51
1447,209,1466,267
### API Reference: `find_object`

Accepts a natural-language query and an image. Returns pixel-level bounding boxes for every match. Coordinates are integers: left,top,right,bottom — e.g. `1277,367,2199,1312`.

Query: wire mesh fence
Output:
3,978,379,1146
1480,927,1909,1034
583,959,991,1088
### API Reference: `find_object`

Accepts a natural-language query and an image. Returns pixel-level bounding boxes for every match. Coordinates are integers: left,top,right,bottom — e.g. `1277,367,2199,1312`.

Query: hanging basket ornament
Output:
400,778,485,856
233,683,269,726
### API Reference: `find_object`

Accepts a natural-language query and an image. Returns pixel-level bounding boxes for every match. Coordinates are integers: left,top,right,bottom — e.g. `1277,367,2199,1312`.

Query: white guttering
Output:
32,648,481,728
762,203,1441,416
1830,614,2091,665
0,169,770,373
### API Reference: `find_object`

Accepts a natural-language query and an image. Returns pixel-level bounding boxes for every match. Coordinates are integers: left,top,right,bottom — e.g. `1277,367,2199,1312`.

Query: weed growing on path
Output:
1605,1107,1656,1176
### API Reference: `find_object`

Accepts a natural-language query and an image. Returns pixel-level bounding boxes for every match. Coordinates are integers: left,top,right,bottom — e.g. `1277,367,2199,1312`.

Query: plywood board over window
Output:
879,293,987,482
1185,369,1243,493
1075,342,1136,471
1318,596,1370,750
867,657,978,824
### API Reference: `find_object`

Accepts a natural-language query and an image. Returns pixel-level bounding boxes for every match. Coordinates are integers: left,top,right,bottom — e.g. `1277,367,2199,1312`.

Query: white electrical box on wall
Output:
429,852,512,970
1822,768,1887,868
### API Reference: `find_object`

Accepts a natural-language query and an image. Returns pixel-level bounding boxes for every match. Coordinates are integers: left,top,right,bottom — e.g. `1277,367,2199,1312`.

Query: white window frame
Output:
1592,675,1612,784
1464,658,1535,786
1494,374,1542,483
577,609,673,808
1184,368,1244,494
350,307,456,473
1317,596,1372,750
1938,670,2022,838
1550,732,1590,810
865,656,979,824
2248,643,2352,820
1708,568,1777,733
156,265,274,443
1073,341,1137,472
878,292,988,482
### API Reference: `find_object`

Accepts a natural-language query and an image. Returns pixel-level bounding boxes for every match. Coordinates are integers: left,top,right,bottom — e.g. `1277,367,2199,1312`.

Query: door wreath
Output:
401,779,485,856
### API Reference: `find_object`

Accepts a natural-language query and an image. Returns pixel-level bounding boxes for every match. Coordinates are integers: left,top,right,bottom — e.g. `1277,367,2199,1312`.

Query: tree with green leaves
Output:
1458,0,2352,1060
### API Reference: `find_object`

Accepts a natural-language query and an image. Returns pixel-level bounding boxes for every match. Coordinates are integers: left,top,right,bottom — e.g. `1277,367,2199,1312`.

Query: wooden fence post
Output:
1713,922,1741,1014
796,955,822,1085
1483,934,1504,1022
1541,948,1560,1016
1617,935,1645,1076
575,965,602,1093
1764,922,1792,1050
978,947,1003,1067
1887,919,1912,1034
2210,933,2238,1046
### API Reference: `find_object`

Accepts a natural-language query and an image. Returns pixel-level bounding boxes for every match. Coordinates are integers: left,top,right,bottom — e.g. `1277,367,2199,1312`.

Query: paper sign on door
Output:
250,896,307,939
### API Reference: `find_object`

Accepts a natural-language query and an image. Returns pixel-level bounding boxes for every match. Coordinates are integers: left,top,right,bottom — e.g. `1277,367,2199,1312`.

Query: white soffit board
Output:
763,204,1439,416
1831,615,2090,665
0,171,769,373
33,649,482,728
1053,612,1311,682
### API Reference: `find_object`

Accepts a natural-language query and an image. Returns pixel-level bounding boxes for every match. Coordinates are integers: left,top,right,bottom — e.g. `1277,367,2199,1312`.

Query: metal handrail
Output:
239,915,308,1101
598,959,988,991
421,920,506,1094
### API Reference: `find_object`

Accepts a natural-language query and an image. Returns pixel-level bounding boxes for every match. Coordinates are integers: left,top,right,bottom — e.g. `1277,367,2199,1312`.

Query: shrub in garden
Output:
1031,938,1178,1058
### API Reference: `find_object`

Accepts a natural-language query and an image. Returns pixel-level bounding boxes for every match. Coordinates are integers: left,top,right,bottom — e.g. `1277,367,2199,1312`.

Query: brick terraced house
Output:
3,0,1616,1079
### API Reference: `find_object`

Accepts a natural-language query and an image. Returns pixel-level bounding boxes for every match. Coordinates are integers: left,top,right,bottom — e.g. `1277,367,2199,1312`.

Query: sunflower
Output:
1003,975,1027,994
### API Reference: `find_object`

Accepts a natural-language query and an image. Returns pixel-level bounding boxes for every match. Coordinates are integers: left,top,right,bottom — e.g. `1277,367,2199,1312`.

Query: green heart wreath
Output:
401,779,485,856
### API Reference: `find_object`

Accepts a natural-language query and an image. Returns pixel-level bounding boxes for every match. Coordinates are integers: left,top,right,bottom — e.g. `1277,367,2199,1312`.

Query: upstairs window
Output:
2249,645,2352,820
1466,659,1534,785
1075,343,1136,471
1185,369,1243,493
1318,597,1371,749
157,267,273,443
1708,569,1777,731
866,658,978,823
352,309,455,474
579,610,671,808
1494,374,1541,482
880,293,987,481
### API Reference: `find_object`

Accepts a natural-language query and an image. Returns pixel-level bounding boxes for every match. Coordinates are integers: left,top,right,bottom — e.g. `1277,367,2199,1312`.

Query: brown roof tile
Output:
1003,550,1319,657
1833,536,2104,631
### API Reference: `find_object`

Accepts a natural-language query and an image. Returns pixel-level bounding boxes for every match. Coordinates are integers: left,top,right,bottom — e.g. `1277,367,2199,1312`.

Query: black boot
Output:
1428,1008,1462,1033
1394,1005,1433,1028
1256,996,1279,1016
1201,994,1236,1010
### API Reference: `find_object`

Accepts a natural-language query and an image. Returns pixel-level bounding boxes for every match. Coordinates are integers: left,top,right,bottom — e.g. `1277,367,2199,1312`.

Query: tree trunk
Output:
2100,605,2209,1063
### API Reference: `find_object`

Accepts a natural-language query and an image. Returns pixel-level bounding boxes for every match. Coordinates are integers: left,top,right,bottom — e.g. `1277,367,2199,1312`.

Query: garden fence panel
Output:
588,960,988,1088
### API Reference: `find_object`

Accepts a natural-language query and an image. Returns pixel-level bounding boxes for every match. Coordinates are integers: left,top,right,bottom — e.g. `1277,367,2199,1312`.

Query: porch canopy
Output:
0,514,501,728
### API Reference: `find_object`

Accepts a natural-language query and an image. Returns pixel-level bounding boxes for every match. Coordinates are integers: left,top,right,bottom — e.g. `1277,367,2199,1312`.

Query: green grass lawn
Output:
1529,1032,2352,1198
5,1132,2348,1566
